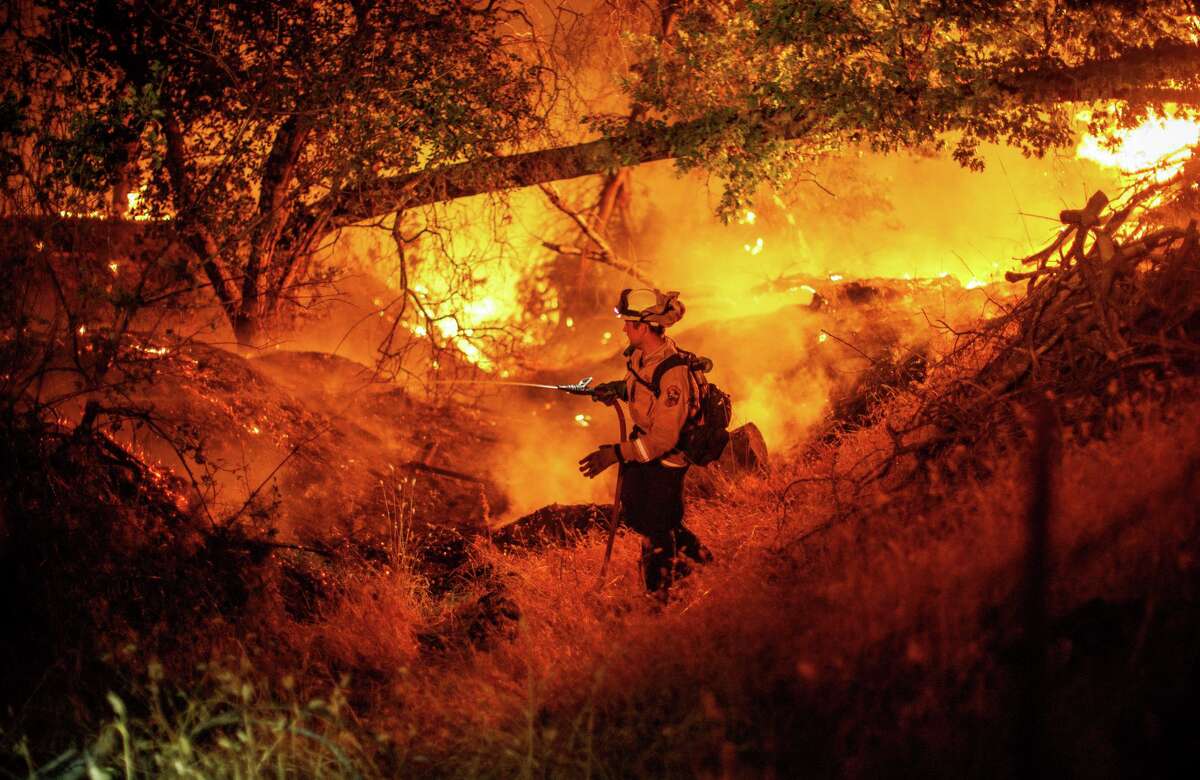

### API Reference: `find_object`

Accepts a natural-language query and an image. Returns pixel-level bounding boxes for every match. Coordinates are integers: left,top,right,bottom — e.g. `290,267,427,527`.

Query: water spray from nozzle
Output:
433,377,595,396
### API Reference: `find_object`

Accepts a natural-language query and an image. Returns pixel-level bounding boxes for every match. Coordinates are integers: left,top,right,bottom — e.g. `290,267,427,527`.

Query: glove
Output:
591,380,626,405
578,444,619,478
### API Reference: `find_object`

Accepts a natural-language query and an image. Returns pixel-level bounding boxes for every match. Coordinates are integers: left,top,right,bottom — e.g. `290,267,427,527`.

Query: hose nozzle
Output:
556,376,594,396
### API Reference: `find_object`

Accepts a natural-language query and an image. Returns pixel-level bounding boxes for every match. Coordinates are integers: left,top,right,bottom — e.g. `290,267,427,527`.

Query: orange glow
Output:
1077,109,1200,183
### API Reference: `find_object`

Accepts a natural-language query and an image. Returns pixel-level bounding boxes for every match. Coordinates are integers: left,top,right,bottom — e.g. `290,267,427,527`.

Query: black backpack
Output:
629,349,732,465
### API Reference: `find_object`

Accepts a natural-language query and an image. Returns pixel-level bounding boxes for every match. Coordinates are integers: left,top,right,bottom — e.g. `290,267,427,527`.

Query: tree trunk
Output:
314,41,1200,230
232,309,261,351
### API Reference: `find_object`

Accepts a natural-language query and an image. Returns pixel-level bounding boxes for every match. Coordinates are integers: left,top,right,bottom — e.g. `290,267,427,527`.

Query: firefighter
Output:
578,288,712,596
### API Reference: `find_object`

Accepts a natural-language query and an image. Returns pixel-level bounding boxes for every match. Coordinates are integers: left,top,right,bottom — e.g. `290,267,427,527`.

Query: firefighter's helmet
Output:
614,288,685,327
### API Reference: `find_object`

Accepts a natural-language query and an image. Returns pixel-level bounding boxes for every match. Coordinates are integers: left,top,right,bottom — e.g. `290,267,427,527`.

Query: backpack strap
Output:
650,354,689,395
628,353,689,397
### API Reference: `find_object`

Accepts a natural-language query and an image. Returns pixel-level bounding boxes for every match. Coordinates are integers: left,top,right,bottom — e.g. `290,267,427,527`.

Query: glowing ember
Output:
247,424,261,435
108,262,119,275
601,331,612,344
77,325,86,335
818,332,828,344
829,274,843,282
573,413,591,428
1077,111,1200,183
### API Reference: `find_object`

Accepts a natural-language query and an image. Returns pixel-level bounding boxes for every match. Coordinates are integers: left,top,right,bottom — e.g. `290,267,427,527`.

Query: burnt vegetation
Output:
2,0,1200,777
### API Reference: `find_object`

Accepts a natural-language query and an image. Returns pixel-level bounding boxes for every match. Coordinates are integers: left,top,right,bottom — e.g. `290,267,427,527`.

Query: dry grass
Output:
248,392,1196,777
7,387,1199,778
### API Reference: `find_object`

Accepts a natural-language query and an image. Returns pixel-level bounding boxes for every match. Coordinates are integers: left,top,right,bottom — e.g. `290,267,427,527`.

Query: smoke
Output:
275,140,1128,516
569,143,1125,451
475,386,621,523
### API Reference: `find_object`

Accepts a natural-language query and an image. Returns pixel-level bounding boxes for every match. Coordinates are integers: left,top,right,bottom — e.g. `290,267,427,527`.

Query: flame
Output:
342,202,548,372
1077,108,1200,183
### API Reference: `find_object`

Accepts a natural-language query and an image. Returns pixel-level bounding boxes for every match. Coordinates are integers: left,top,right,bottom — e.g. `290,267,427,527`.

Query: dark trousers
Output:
619,460,708,592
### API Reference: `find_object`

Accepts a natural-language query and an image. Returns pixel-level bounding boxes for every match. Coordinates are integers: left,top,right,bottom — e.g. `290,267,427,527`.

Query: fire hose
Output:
551,378,626,586
596,397,626,587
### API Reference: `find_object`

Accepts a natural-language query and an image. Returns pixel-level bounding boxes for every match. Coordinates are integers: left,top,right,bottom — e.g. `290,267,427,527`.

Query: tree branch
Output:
162,114,240,321
539,182,657,287
245,113,312,320
322,118,703,230
542,242,658,287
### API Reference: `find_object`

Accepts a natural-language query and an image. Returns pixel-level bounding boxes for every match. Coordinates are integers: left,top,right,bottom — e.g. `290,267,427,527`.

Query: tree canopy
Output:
4,0,1200,344
612,0,1200,215
4,0,552,344
315,0,1200,225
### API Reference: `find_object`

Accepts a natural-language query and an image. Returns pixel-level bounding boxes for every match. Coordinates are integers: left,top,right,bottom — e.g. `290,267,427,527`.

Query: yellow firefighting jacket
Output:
616,338,693,468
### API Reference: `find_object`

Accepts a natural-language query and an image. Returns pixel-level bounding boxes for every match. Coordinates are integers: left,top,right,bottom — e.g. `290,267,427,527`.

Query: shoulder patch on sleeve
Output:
665,385,682,407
